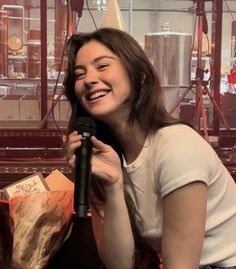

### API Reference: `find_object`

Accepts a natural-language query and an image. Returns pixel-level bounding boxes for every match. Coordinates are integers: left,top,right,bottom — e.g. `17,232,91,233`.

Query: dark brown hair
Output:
64,27,185,268
64,27,181,134
0,201,21,269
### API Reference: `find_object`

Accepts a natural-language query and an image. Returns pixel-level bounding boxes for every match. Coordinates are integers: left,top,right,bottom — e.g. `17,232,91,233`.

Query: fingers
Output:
90,136,123,186
91,136,112,153
65,133,105,169
65,131,82,167
68,155,76,168
66,134,121,185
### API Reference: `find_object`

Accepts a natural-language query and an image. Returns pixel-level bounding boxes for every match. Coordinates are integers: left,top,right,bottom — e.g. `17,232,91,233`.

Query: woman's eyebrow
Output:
74,55,116,70
93,55,116,62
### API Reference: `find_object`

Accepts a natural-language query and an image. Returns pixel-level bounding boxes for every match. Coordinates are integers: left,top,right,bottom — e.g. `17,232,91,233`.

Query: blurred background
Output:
0,0,235,188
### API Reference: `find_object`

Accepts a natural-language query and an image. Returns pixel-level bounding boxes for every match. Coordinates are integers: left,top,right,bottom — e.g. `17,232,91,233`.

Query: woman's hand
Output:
65,132,123,187
65,131,82,169
90,136,123,188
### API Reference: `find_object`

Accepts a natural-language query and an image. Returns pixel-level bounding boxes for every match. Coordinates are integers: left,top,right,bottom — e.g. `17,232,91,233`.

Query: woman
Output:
64,27,236,269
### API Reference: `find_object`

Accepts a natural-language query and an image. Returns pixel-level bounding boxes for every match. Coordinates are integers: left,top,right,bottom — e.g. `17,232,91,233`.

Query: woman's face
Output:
74,40,132,123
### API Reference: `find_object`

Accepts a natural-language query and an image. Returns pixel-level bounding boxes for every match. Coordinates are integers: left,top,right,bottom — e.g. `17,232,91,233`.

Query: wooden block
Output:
20,95,40,120
0,95,22,120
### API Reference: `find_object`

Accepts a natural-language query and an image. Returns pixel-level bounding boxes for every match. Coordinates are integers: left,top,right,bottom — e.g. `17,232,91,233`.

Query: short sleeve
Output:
155,125,214,198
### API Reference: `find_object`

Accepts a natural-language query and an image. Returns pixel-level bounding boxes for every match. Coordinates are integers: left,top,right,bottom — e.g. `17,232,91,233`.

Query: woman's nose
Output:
84,69,99,87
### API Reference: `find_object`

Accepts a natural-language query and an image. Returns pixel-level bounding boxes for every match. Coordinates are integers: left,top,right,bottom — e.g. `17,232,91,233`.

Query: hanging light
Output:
98,0,127,31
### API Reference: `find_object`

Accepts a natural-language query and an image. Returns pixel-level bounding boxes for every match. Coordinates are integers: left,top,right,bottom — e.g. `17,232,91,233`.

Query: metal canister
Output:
0,10,8,77
145,32,192,87
27,29,41,78
145,32,192,117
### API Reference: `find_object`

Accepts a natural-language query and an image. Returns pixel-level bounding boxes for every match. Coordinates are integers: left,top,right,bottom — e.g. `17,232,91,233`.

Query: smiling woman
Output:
63,28,236,269
72,40,131,122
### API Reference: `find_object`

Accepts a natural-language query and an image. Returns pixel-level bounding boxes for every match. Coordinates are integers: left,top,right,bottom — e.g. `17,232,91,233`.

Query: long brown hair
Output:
64,27,185,268
64,27,181,134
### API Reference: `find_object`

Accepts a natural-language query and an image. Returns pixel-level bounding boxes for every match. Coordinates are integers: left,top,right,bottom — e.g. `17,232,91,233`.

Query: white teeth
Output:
89,91,108,100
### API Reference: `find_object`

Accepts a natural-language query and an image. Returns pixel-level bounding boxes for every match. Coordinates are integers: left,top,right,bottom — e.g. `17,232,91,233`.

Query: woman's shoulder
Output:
150,123,212,155
155,123,198,141
151,123,216,162
162,123,195,132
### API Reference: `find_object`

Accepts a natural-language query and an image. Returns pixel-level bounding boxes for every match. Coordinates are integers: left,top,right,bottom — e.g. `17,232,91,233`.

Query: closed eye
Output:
75,72,85,80
98,64,109,70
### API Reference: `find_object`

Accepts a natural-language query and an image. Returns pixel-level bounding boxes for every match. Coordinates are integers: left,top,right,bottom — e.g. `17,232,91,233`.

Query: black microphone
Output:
74,116,96,219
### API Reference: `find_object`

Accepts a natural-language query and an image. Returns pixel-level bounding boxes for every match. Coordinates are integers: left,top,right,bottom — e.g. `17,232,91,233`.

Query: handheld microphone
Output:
74,117,96,219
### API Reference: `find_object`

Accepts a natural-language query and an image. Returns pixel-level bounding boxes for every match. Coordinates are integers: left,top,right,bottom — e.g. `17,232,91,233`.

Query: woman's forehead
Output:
75,41,118,64
77,40,113,56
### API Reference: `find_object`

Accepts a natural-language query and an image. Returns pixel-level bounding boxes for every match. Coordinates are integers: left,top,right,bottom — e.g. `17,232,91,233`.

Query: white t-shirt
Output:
123,124,236,267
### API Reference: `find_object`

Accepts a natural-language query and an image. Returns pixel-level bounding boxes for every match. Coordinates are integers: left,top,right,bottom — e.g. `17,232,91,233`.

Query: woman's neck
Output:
110,121,147,165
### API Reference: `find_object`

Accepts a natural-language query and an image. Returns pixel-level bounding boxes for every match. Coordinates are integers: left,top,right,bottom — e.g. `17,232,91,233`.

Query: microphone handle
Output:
74,137,92,219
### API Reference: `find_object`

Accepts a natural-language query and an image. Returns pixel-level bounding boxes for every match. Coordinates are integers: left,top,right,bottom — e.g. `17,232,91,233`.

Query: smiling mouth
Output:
87,90,110,101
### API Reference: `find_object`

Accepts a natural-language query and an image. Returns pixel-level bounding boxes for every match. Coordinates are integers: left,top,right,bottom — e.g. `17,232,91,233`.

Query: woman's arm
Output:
162,181,207,269
90,137,135,269
66,133,135,269
91,183,135,269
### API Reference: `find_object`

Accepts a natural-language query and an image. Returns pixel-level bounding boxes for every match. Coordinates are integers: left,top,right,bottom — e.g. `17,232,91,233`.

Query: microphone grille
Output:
75,117,96,136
